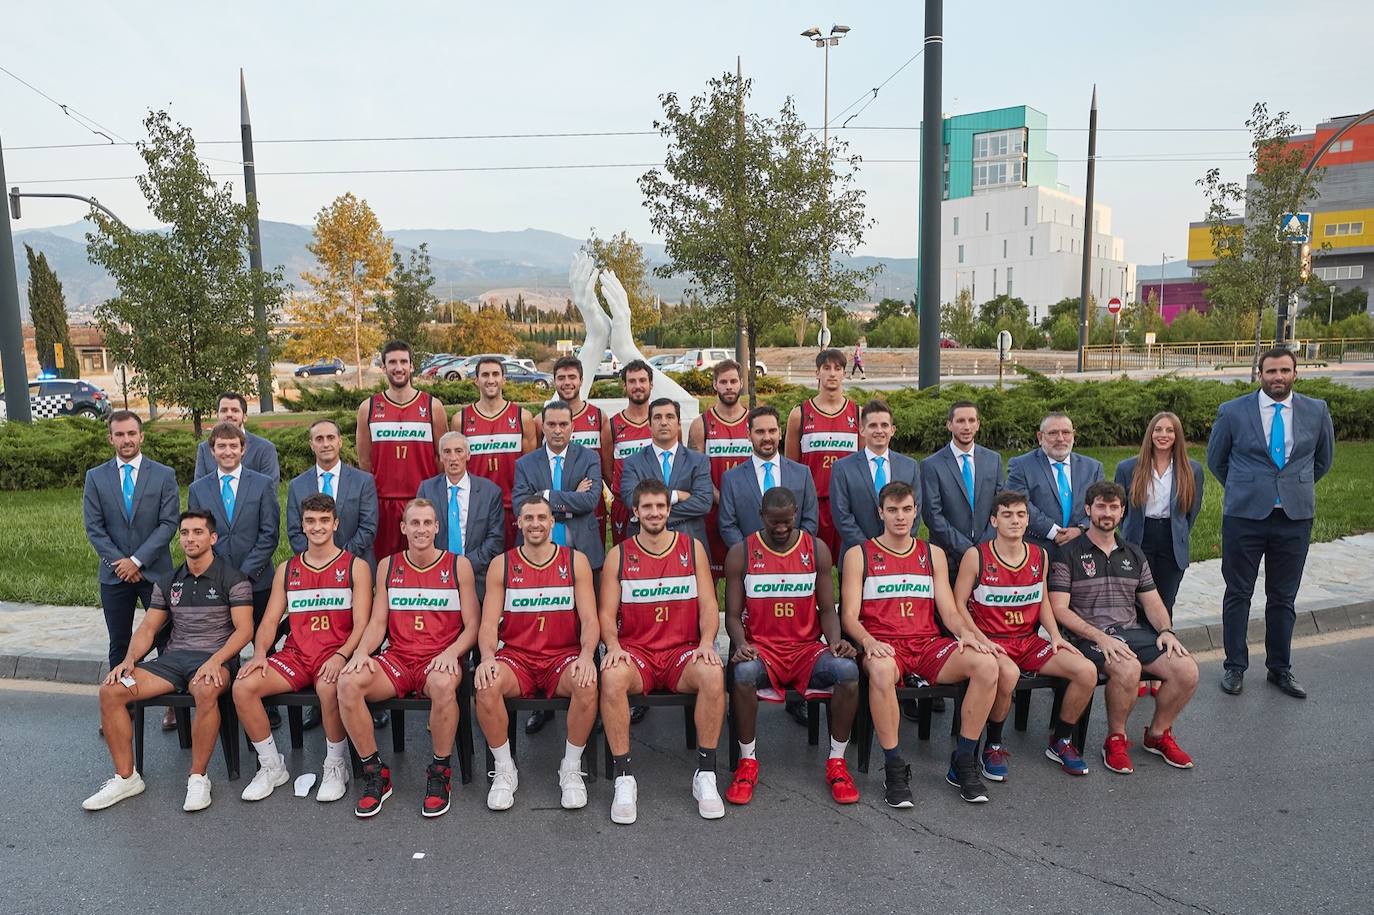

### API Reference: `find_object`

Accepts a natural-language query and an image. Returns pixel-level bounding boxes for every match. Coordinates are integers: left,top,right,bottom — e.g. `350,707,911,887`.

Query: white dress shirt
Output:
544,445,571,502
654,444,683,504
1258,389,1295,461
446,473,471,537
752,454,781,494
218,464,243,498
1144,461,1173,519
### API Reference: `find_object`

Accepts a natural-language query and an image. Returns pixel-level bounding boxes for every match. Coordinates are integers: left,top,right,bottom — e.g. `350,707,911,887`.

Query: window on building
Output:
1070,213,1075,228
1007,266,1014,296
1314,264,1365,281
1332,139,1354,154
1029,236,1035,256
1023,206,1029,226
1096,244,1101,257
957,244,965,264
953,216,959,236
1325,221,1365,237
993,268,998,295
1002,239,1008,258
985,212,990,231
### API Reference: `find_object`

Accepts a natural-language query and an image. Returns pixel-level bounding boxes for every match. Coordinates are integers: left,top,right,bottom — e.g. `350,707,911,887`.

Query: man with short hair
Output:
1005,412,1104,555
475,495,600,811
416,432,506,600
286,418,378,563
194,391,280,483
953,490,1098,779
723,487,861,806
687,359,751,579
546,355,608,542
829,399,921,560
512,401,605,571
1050,481,1200,775
458,356,537,549
599,479,727,824
785,348,860,562
719,406,819,548
604,359,655,545
922,401,1004,577
1208,346,1334,699
621,397,712,547
83,510,255,813
233,495,373,802
337,499,480,818
358,340,448,562
841,481,1000,807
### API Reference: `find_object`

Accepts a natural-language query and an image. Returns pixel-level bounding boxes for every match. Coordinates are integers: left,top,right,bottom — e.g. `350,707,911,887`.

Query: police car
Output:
0,377,112,420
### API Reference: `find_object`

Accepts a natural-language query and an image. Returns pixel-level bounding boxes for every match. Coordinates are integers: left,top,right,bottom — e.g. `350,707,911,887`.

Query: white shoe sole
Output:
354,786,393,818
317,782,348,803
1101,747,1133,774
1143,745,1195,769
183,794,212,812
82,780,145,811
610,807,637,825
1044,747,1090,775
979,763,1007,783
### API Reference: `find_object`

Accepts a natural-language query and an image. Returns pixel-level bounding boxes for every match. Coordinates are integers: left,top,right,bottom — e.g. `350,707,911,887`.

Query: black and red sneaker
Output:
355,760,393,818
422,760,452,818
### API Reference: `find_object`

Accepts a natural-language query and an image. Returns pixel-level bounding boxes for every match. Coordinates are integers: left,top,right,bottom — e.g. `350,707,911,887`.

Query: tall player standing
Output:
457,356,537,550
687,359,751,581
785,348,860,566
357,341,447,563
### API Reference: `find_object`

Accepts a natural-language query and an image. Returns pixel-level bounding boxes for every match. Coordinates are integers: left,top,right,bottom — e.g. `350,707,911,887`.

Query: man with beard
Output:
719,406,818,549
193,391,280,484
1005,413,1104,556
357,340,448,562
621,397,712,547
785,349,859,563
687,359,751,581
921,401,1004,581
604,359,656,545
456,357,538,550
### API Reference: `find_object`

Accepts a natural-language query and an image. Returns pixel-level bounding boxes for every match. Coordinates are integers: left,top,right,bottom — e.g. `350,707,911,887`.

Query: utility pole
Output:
916,0,943,388
241,70,273,412
1076,85,1098,372
734,56,748,377
0,134,31,421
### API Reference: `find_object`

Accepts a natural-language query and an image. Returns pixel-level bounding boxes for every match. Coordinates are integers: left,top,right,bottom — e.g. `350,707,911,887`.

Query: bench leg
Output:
1013,689,1032,732
855,699,872,774
175,707,192,750
391,710,406,754
683,704,697,751
1075,693,1093,749
726,701,740,772
218,696,240,781
457,708,474,786
917,698,932,741
288,706,304,750
584,728,598,783
1050,683,1066,733
133,703,146,775
603,732,614,781
807,700,821,746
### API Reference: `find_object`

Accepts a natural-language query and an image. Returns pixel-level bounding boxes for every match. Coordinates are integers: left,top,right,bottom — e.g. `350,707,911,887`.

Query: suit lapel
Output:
945,449,971,502
1037,451,1059,500
1246,392,1268,456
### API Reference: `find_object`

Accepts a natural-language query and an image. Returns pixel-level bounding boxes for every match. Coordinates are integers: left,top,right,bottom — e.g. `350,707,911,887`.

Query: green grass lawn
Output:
3,445,1372,607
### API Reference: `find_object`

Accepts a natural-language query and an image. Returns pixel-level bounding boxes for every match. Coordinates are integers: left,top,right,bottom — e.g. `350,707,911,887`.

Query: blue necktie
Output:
1054,461,1072,528
762,461,776,493
872,455,887,495
661,449,673,484
551,454,567,546
1270,404,1286,470
961,453,976,512
447,484,464,554
321,471,334,497
121,463,135,519
221,475,236,523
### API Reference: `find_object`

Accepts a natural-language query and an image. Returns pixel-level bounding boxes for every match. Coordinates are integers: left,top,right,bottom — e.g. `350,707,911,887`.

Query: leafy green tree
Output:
87,110,284,436
939,288,979,345
1042,296,1081,329
867,296,912,330
979,294,1030,327
1300,278,1367,324
584,229,659,336
867,315,920,348
25,245,76,378
378,243,438,355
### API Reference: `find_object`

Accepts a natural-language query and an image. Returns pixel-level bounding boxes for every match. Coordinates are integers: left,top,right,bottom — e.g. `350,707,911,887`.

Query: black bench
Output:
130,692,241,781
481,695,600,783
853,677,965,774
724,653,831,771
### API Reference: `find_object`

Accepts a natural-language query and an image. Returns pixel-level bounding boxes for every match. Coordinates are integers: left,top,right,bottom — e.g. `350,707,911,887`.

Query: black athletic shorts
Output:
137,649,221,690
1072,625,1164,673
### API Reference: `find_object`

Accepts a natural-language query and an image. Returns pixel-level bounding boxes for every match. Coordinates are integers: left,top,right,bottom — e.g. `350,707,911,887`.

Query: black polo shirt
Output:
1048,536,1155,632
150,556,253,653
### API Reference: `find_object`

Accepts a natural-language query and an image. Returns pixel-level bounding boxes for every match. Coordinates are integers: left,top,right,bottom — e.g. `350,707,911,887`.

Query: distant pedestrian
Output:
850,338,867,379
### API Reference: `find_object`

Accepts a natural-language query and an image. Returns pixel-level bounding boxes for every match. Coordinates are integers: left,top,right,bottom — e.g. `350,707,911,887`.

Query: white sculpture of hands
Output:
569,253,609,401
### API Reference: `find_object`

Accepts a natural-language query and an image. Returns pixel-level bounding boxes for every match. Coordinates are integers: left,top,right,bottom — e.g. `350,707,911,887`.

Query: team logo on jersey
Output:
335,566,347,582
871,551,887,571
1082,558,1097,578
679,550,691,568
846,413,856,429
440,567,451,584
558,563,569,580
1030,562,1041,578
984,563,1000,582
372,398,386,418
289,564,301,581
801,551,812,569
508,413,519,429
391,569,406,586
626,552,640,572
916,549,928,570
418,401,428,418
1120,558,1133,572
169,583,183,607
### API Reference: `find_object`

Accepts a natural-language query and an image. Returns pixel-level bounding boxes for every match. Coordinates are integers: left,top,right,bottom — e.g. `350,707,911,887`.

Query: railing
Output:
1080,338,1374,371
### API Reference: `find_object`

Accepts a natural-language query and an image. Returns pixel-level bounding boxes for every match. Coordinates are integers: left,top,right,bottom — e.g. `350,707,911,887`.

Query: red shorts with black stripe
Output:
755,641,831,702
992,634,1055,675
375,649,445,698
266,647,337,692
497,650,580,698
889,636,960,683
622,644,696,693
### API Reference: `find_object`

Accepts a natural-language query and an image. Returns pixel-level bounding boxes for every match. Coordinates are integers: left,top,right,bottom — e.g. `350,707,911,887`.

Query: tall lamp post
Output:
800,24,850,348
1158,253,1175,320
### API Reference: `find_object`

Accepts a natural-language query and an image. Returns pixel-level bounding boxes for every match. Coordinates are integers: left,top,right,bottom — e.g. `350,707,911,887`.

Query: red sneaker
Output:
1137,683,1149,698
725,758,759,805
1102,733,1134,774
825,758,860,804
1143,727,1195,769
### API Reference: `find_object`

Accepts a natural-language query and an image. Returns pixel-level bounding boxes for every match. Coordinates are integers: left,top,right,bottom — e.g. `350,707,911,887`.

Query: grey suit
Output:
718,456,818,548
1113,456,1204,572
830,449,921,559
512,444,605,570
188,467,280,593
416,472,506,596
620,442,713,546
920,444,1003,566
194,430,280,484
286,463,379,562
1004,449,1105,553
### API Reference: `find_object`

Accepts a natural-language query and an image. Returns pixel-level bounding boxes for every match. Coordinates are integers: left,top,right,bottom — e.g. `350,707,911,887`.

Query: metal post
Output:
241,70,273,412
1076,86,1098,372
1329,285,1336,324
916,0,943,389
0,135,32,422
734,56,749,376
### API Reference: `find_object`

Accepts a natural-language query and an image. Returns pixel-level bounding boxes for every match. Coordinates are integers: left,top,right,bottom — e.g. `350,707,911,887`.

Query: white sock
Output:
491,741,514,769
739,740,757,760
829,737,848,760
563,741,585,767
325,739,348,761
252,735,279,763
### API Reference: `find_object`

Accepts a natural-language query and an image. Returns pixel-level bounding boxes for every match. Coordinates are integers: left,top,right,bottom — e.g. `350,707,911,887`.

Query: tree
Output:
377,243,438,355
430,305,519,355
25,245,76,378
867,296,913,330
1123,290,1166,345
87,110,284,436
939,288,979,345
1042,296,1081,329
298,192,393,385
640,70,876,404
584,229,659,336
1300,277,1367,325
979,294,1030,327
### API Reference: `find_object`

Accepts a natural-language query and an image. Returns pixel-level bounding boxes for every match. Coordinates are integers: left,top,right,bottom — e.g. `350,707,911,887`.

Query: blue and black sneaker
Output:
980,743,1010,782
1046,737,1090,776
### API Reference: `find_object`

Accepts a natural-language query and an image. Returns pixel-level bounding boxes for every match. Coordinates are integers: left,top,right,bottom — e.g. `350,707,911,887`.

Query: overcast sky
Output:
5,1,1371,266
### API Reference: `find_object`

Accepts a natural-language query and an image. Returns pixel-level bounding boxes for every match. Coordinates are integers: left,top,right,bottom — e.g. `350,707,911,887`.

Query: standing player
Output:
841,481,1000,807
475,495,600,811
604,359,655,545
457,356,537,549
687,359,751,580
599,479,726,825
722,487,861,806
336,499,479,819
233,494,373,802
357,340,447,562
785,349,860,564
952,490,1097,779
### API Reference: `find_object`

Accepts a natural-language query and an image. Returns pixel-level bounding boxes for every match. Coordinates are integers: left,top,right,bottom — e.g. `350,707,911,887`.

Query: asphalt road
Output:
4,632,1370,915
845,367,1374,390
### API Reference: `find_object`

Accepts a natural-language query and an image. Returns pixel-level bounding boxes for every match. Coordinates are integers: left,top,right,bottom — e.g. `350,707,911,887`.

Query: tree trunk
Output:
354,307,364,388
192,409,202,439
746,318,758,409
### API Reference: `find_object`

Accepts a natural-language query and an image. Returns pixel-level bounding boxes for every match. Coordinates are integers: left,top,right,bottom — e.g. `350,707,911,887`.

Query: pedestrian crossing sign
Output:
1278,212,1311,243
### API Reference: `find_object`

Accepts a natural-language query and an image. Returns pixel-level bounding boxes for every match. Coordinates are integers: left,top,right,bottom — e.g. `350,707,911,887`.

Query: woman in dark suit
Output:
1114,411,1204,696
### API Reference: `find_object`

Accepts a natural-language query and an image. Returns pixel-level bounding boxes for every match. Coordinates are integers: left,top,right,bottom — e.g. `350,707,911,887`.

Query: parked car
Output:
419,353,456,372
441,354,536,380
294,357,346,377
420,355,464,379
647,354,680,369
0,378,111,420
663,348,767,376
501,361,553,391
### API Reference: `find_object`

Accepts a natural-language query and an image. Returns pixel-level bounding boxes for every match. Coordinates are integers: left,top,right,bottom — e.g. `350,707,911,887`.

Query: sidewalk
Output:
3,534,1372,684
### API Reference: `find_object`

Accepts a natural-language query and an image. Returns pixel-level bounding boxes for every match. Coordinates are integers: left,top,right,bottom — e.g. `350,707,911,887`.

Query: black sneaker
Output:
883,760,914,809
630,706,649,724
422,761,451,818
524,709,554,735
354,760,393,818
945,752,989,803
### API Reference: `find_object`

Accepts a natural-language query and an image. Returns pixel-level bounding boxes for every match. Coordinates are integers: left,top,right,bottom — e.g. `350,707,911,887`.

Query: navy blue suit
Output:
620,442,713,546
920,444,1003,569
829,449,921,559
1004,449,1105,554
416,472,506,597
194,431,280,484
188,467,280,595
718,456,818,548
512,444,605,570
286,463,378,562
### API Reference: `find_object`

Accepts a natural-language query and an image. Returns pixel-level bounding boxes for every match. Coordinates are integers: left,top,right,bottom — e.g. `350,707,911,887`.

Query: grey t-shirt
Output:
151,557,253,653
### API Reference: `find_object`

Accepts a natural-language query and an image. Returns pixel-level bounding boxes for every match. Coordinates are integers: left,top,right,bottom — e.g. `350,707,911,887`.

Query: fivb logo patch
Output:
799,431,858,452
286,588,352,613
745,573,816,599
467,433,522,454
370,421,432,441
861,574,934,601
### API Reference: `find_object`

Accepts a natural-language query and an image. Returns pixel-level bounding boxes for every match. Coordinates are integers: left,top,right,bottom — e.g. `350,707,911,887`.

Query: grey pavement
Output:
3,632,1371,915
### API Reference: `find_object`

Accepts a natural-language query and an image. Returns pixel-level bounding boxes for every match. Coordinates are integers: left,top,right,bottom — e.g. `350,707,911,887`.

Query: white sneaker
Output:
558,760,588,810
183,774,212,812
692,770,725,820
82,771,145,811
240,754,289,801
610,775,637,825
317,757,349,803
487,765,519,811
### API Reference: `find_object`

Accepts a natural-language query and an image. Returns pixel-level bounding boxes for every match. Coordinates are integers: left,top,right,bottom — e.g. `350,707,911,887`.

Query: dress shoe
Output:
900,699,921,722
1219,670,1244,695
161,708,179,732
524,709,554,735
300,706,322,731
931,697,947,713
630,706,648,724
784,699,809,727
1267,670,1307,699
267,706,283,730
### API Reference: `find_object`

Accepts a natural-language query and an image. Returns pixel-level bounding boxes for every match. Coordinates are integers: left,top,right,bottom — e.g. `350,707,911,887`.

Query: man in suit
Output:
831,399,922,560
512,401,605,573
286,418,378,562
719,405,818,549
921,401,1004,578
193,391,280,483
1005,413,1104,556
1207,347,1334,699
620,397,713,547
416,431,506,600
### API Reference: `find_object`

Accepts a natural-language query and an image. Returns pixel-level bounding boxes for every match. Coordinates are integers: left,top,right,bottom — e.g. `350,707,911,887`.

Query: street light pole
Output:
0,133,31,421
241,70,274,413
916,0,943,389
801,24,850,349
1329,284,1336,325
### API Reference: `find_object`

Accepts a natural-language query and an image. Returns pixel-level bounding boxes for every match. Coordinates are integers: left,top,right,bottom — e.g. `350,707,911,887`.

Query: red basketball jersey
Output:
703,406,751,489
282,550,355,658
616,532,700,652
366,392,439,499
798,398,860,497
742,531,822,648
859,537,940,640
385,550,465,656
967,541,1047,639
569,402,604,452
500,545,579,655
610,410,653,499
